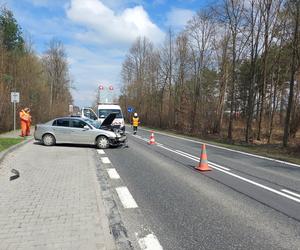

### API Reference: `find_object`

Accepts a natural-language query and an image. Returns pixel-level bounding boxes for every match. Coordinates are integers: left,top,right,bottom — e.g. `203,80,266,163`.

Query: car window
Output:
83,109,98,120
71,119,88,128
83,118,100,129
54,119,70,127
98,109,123,119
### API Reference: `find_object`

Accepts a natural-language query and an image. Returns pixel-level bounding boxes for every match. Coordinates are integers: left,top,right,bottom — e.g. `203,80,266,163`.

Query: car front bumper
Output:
109,135,127,145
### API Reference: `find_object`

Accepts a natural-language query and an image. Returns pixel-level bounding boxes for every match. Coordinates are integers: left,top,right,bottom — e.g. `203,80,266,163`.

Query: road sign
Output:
11,92,20,103
69,105,73,113
127,107,134,113
11,92,19,132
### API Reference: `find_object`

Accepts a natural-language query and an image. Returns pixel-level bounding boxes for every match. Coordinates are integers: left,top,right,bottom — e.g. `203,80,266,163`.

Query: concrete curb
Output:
0,138,34,166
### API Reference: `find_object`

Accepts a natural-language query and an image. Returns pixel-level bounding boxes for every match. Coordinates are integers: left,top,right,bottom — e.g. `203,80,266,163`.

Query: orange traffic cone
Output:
195,144,212,171
148,131,156,145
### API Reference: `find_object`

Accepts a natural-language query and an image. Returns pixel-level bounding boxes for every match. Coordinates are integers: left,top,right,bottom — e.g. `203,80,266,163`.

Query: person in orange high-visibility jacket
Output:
25,108,32,136
19,108,31,137
132,113,140,135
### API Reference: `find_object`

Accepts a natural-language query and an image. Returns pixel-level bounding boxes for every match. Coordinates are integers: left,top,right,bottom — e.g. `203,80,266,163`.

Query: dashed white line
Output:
101,157,111,164
97,149,105,155
138,234,163,250
281,189,300,198
107,168,120,179
116,186,138,208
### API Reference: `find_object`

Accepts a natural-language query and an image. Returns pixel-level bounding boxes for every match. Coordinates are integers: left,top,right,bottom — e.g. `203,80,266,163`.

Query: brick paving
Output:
0,141,115,250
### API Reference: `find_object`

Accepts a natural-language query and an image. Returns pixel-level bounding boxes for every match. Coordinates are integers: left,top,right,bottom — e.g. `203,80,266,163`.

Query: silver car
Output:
34,114,126,149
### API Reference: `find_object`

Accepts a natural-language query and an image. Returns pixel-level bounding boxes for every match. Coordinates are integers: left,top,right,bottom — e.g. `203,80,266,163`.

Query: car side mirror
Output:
83,125,90,130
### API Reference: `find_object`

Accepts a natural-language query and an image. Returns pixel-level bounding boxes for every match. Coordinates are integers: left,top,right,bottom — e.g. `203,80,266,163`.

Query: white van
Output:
81,104,125,133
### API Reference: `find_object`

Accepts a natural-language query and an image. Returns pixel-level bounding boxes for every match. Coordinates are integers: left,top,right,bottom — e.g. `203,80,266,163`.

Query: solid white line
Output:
107,168,120,179
138,234,163,250
101,157,111,164
281,189,300,199
97,149,105,155
115,186,138,208
128,128,300,203
138,127,300,168
214,167,300,203
160,146,230,171
175,150,230,171
208,161,231,171
158,145,300,203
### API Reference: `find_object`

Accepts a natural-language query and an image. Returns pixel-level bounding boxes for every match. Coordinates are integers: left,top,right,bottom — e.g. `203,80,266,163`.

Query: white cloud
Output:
66,0,165,45
165,8,195,29
66,45,123,106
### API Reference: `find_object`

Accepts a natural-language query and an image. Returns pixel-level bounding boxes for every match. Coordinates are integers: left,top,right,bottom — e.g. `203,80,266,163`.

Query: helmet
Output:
134,113,138,117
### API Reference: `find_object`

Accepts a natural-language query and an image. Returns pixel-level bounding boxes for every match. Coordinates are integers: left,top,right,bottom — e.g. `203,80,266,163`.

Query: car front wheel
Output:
96,136,109,149
42,134,56,146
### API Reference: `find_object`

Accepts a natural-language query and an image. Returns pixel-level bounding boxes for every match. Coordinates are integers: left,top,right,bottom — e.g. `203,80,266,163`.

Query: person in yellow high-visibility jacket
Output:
132,113,140,135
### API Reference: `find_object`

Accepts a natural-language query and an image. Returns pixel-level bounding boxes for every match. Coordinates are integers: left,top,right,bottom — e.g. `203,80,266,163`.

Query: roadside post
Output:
69,104,73,115
11,92,20,131
99,84,104,103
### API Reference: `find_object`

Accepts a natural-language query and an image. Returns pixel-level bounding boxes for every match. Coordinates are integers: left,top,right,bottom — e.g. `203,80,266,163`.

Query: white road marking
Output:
116,186,138,208
107,168,120,179
207,162,231,171
138,234,163,250
101,157,111,164
157,145,300,203
175,150,231,171
138,127,300,168
281,189,300,198
97,149,105,155
127,129,300,203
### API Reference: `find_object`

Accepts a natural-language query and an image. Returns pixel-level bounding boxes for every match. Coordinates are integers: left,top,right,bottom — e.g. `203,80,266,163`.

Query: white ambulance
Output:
81,104,125,133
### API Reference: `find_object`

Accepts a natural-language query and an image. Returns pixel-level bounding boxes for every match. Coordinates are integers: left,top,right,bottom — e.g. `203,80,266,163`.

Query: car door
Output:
81,108,98,121
52,118,71,143
70,119,95,144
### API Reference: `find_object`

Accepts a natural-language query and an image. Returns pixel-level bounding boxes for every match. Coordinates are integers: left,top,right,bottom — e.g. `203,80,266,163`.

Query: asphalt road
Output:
102,127,300,250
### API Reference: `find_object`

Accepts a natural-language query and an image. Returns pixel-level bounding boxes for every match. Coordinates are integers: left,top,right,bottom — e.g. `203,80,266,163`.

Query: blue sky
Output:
1,0,214,107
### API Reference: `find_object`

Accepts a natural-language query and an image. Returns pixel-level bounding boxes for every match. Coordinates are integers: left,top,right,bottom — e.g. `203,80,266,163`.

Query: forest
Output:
120,0,300,148
0,6,72,133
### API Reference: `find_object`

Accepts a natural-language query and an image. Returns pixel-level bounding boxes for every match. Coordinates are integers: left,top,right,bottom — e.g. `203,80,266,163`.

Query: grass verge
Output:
0,138,24,152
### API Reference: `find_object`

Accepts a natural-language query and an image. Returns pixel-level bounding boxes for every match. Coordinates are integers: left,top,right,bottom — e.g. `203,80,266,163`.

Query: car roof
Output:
54,117,85,120
97,104,121,109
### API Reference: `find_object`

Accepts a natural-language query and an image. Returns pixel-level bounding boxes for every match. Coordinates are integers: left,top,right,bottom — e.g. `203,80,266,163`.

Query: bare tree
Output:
283,0,300,147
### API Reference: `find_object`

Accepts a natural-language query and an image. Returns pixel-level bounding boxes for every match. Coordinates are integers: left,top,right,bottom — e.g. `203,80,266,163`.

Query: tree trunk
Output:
283,1,299,147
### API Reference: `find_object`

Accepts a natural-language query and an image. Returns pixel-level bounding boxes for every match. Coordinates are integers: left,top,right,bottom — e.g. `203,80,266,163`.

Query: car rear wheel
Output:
96,136,109,149
42,134,56,146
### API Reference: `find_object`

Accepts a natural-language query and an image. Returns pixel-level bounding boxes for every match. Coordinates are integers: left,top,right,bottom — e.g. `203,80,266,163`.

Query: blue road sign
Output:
127,107,134,113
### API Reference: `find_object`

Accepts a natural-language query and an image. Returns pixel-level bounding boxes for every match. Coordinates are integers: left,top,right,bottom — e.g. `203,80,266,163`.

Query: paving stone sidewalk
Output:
0,140,116,250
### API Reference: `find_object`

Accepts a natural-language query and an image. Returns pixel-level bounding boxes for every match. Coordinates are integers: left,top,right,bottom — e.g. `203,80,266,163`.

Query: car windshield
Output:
83,118,101,129
98,109,122,119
